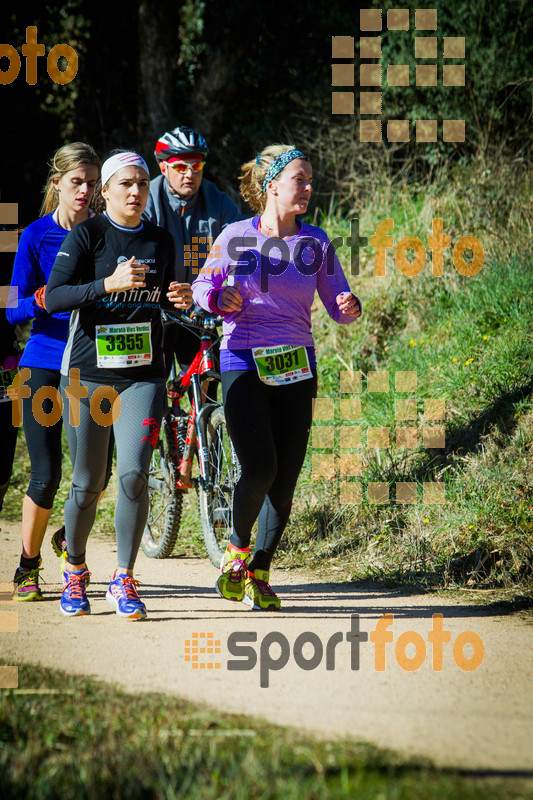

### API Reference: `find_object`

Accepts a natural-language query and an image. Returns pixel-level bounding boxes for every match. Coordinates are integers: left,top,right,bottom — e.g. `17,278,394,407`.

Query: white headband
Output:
101,152,150,187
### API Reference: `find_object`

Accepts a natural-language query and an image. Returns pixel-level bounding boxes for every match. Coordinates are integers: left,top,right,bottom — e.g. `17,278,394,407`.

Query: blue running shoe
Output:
106,571,147,620
60,569,91,616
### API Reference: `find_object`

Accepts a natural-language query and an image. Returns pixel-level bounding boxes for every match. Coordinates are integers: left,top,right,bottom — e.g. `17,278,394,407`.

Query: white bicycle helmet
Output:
154,126,209,161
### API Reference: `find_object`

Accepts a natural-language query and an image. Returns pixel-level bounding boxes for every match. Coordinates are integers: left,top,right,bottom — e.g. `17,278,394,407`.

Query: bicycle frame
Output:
164,313,221,491
143,309,239,564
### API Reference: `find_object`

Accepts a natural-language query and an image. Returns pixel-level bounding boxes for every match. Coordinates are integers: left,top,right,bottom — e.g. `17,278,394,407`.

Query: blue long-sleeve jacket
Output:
6,214,70,369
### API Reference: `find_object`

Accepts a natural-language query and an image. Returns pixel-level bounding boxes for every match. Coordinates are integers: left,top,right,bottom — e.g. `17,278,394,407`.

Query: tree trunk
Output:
138,0,182,145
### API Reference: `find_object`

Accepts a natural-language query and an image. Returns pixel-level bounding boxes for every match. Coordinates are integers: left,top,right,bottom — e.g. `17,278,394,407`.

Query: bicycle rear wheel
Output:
142,421,185,558
198,405,240,567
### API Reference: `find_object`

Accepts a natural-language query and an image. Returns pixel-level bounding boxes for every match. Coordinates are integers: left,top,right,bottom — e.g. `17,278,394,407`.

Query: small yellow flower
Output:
409,339,417,346
503,318,507,322
452,357,457,362
482,335,487,340
468,525,474,529
423,518,429,523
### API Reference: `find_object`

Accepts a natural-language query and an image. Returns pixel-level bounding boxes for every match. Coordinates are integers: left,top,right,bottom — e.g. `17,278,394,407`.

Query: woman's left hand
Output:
336,292,362,318
167,282,193,309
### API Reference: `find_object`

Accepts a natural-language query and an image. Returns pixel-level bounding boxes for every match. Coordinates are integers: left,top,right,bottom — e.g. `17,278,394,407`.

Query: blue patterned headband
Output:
261,149,307,193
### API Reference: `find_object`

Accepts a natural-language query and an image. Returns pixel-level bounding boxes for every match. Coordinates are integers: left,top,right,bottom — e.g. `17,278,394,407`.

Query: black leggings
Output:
222,369,317,572
0,400,18,512
22,367,63,509
22,367,113,511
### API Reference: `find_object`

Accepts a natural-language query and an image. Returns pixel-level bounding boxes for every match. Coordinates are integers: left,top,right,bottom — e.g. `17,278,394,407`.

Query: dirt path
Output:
1,517,532,773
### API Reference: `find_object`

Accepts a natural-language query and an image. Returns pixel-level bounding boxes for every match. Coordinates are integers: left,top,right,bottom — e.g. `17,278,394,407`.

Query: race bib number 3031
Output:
96,322,152,368
252,344,312,386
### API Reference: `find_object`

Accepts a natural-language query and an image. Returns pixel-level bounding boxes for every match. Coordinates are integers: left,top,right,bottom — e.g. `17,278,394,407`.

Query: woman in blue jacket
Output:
7,143,100,601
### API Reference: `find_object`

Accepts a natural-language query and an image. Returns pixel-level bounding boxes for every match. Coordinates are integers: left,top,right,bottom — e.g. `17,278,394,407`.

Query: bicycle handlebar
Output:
163,307,223,332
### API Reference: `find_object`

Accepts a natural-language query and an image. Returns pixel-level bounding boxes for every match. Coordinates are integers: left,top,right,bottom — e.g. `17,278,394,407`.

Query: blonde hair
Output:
239,144,309,213
40,142,101,217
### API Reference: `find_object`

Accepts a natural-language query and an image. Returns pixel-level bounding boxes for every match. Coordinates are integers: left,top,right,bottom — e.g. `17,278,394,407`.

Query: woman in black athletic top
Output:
46,151,192,619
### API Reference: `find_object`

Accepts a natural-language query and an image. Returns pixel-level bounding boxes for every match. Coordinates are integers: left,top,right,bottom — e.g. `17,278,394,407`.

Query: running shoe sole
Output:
50,528,66,558
215,579,245,602
13,587,44,602
242,593,280,611
60,604,91,617
105,590,147,620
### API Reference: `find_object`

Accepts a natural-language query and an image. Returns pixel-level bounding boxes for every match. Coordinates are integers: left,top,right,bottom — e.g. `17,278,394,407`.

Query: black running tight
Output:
222,369,317,572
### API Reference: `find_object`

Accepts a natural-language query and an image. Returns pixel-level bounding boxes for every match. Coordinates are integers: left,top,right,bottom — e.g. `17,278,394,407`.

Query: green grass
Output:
283,165,533,595
1,663,530,800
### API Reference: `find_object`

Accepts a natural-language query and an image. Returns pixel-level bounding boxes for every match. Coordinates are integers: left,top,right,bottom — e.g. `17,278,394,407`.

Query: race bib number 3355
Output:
96,322,152,368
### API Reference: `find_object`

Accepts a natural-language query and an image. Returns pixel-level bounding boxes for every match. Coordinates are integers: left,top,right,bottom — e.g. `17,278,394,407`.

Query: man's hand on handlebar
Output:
167,281,193,309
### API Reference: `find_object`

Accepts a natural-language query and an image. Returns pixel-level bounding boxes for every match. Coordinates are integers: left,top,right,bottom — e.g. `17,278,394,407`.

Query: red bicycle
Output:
141,309,240,567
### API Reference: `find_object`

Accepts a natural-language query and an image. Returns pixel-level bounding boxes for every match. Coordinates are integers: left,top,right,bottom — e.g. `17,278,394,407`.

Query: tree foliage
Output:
0,0,531,222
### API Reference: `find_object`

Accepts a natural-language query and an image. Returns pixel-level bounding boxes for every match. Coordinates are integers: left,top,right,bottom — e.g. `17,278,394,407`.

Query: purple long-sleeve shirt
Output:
192,217,358,360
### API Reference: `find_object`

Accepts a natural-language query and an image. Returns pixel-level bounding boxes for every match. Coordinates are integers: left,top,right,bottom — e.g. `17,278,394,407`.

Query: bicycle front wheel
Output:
142,430,185,558
198,405,240,567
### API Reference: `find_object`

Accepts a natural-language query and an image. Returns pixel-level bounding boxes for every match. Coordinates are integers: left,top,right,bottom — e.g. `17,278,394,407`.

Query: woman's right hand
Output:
104,256,147,293
220,283,243,313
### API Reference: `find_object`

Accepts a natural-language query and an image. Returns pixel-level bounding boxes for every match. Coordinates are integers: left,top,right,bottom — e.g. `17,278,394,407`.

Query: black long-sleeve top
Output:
46,215,176,383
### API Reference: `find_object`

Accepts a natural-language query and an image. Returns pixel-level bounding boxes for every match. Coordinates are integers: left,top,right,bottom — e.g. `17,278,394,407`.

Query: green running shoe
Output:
13,562,44,602
50,526,66,558
51,526,90,587
216,547,249,602
243,569,281,611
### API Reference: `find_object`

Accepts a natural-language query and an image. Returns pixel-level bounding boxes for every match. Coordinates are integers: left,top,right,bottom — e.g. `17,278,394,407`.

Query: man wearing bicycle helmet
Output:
143,126,243,371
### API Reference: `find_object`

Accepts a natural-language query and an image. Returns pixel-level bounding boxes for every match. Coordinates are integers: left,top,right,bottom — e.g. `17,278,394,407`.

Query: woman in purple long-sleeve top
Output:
192,143,362,610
